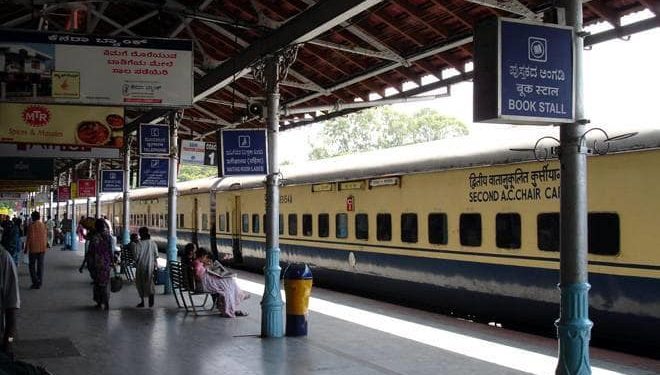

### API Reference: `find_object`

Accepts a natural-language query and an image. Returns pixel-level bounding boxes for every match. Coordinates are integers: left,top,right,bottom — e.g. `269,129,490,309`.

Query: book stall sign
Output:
0,103,124,148
78,179,97,198
219,129,268,176
139,124,170,155
70,182,78,199
474,17,574,124
0,29,193,107
139,157,169,187
101,170,124,193
57,186,70,201
0,193,27,200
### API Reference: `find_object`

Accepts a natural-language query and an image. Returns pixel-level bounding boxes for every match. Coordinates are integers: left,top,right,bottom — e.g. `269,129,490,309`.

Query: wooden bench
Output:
119,246,135,282
168,260,215,316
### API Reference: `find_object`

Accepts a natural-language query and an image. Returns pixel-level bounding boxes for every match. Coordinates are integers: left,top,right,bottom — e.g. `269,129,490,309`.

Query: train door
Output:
232,195,243,263
192,198,199,246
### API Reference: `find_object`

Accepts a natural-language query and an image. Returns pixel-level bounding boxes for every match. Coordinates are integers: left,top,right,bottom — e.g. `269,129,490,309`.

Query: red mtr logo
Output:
22,105,51,127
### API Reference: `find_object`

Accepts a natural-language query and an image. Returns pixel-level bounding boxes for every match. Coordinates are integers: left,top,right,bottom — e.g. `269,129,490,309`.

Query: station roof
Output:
1,0,659,192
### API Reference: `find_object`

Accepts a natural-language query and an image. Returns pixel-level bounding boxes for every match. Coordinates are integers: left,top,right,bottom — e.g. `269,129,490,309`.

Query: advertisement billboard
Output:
57,186,70,201
0,29,193,107
181,139,217,166
0,142,121,159
0,103,124,148
0,158,53,181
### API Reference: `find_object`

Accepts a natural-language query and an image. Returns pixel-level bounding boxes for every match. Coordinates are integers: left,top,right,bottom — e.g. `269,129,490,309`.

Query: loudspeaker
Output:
247,102,263,117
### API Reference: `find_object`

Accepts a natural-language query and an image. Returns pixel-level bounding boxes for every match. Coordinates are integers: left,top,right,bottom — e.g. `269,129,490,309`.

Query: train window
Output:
160,215,164,227
219,214,226,232
401,213,418,243
460,213,482,247
302,214,313,236
288,214,297,236
355,214,368,240
226,212,230,232
279,214,284,235
179,214,185,228
377,214,391,241
318,214,329,238
336,213,348,238
252,214,260,233
589,213,620,256
496,213,521,249
537,213,559,252
428,213,448,245
263,214,267,234
242,214,249,233
202,214,208,231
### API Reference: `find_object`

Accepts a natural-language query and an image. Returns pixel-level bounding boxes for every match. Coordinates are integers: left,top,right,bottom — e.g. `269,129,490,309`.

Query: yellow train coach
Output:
102,127,660,355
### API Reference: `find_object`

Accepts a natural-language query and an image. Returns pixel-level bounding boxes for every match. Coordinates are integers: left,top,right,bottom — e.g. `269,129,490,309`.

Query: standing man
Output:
46,215,55,248
25,211,48,289
0,243,19,358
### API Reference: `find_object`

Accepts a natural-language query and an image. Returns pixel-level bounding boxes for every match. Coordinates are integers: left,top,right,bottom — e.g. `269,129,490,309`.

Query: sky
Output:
279,10,660,164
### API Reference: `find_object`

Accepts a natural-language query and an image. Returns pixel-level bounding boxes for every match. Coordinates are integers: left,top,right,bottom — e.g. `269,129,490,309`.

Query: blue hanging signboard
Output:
219,129,268,176
474,17,574,125
139,157,169,187
139,123,170,154
100,170,124,192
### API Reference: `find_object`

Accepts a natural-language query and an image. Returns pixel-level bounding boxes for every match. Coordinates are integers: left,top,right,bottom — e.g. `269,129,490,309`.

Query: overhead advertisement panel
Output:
0,29,193,107
0,158,53,181
0,103,124,148
181,139,217,166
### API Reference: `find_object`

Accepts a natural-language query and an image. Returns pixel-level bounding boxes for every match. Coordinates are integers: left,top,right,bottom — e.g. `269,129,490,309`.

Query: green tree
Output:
177,164,217,182
309,106,468,160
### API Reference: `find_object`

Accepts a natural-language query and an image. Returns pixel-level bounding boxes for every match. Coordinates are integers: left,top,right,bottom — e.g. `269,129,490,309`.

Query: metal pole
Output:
262,55,284,338
556,1,592,374
95,159,101,218
55,174,60,225
71,168,78,252
165,111,179,295
122,139,131,246
87,160,93,217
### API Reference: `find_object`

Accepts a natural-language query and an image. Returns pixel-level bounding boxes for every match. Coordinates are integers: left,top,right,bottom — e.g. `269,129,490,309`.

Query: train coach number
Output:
280,194,293,204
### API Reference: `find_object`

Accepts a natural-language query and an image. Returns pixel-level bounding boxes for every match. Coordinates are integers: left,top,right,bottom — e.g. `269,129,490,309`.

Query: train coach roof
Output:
101,126,660,200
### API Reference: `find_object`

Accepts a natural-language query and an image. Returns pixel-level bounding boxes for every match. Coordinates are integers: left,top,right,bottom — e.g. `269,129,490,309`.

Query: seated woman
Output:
191,247,249,317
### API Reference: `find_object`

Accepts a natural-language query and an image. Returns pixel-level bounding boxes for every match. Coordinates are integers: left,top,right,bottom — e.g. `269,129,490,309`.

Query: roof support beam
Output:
109,10,159,36
193,0,386,102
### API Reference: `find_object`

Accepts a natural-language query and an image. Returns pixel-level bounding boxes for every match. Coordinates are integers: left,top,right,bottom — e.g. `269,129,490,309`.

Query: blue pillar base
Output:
164,236,177,295
261,246,283,338
122,229,130,246
556,283,593,375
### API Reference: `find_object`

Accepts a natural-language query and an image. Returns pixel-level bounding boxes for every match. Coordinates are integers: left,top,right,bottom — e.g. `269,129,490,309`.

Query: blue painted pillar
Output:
165,111,179,295
262,55,284,337
556,1,592,374
122,141,131,246
70,201,78,251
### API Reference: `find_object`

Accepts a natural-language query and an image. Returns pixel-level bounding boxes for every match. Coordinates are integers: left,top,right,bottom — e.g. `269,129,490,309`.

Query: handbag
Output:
110,268,123,293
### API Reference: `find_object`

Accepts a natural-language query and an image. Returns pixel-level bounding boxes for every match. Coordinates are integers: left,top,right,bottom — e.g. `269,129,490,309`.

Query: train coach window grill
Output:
202,214,208,231
460,213,482,247
219,214,226,232
179,214,185,228
336,213,348,239
318,214,329,238
401,213,418,243
226,212,230,232
377,214,392,241
428,213,448,245
278,214,284,235
496,213,521,249
355,214,369,240
263,214,267,234
241,214,249,233
302,214,313,236
288,214,297,236
588,213,620,255
537,213,559,252
252,214,260,233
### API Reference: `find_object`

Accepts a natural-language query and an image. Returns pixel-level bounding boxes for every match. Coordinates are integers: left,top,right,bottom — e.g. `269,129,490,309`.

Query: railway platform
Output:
8,245,659,375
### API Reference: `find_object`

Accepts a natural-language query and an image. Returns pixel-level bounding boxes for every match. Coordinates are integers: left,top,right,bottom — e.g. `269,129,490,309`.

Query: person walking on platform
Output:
45,215,55,248
133,227,158,308
0,243,20,359
87,219,113,310
0,220,18,265
61,216,71,250
25,211,48,289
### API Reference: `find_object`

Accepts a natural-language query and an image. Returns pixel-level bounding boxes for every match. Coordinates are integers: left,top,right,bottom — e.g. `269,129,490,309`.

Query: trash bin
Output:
283,263,313,336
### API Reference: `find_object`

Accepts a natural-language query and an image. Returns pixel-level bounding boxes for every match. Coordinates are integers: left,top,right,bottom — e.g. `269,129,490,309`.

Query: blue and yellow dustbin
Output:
283,263,313,336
